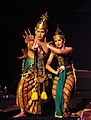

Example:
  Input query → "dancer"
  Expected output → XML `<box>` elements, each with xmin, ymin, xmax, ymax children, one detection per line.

<box><xmin>13</xmin><ymin>12</ymin><xmax>51</xmax><ymax>118</ymax></box>
<box><xmin>46</xmin><ymin>25</ymin><xmax>76</xmax><ymax>118</ymax></box>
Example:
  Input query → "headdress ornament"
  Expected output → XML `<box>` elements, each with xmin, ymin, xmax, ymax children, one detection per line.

<box><xmin>35</xmin><ymin>12</ymin><xmax>48</xmax><ymax>31</ymax></box>
<box><xmin>53</xmin><ymin>24</ymin><xmax>65</xmax><ymax>41</ymax></box>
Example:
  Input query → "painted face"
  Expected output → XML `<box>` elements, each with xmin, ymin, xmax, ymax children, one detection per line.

<box><xmin>54</xmin><ymin>38</ymin><xmax>63</xmax><ymax>48</ymax></box>
<box><xmin>35</xmin><ymin>28</ymin><xmax>45</xmax><ymax>41</ymax></box>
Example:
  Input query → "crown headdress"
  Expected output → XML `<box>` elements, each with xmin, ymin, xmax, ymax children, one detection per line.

<box><xmin>53</xmin><ymin>24</ymin><xmax>65</xmax><ymax>40</ymax></box>
<box><xmin>35</xmin><ymin>12</ymin><xmax>48</xmax><ymax>30</ymax></box>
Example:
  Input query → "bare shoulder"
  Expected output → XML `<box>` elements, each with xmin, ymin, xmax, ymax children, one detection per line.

<box><xmin>65</xmin><ymin>46</ymin><xmax>73</xmax><ymax>51</ymax></box>
<box><xmin>64</xmin><ymin>46</ymin><xmax>73</xmax><ymax>54</ymax></box>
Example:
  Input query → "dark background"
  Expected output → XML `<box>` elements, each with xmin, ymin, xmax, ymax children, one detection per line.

<box><xmin>0</xmin><ymin>0</ymin><xmax>91</xmax><ymax>94</ymax></box>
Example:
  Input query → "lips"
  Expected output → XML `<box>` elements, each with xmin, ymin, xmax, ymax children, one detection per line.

<box><xmin>38</xmin><ymin>36</ymin><xmax>41</xmax><ymax>39</ymax></box>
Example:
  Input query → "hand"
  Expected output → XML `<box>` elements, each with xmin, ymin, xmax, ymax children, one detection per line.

<box><xmin>57</xmin><ymin>66</ymin><xmax>65</xmax><ymax>74</ymax></box>
<box><xmin>22</xmin><ymin>28</ymin><xmax>34</xmax><ymax>43</ymax></box>
<box><xmin>55</xmin><ymin>71</ymin><xmax>59</xmax><ymax>75</ymax></box>
<box><xmin>57</xmin><ymin>68</ymin><xmax>62</xmax><ymax>74</ymax></box>
<box><xmin>47</xmin><ymin>41</ymin><xmax>53</xmax><ymax>48</ymax></box>
<box><xmin>32</xmin><ymin>37</ymin><xmax>38</xmax><ymax>50</ymax></box>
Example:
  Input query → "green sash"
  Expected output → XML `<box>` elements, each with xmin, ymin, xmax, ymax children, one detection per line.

<box><xmin>55</xmin><ymin>69</ymin><xmax>66</xmax><ymax>116</ymax></box>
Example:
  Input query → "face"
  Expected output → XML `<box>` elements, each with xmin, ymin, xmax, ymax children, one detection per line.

<box><xmin>54</xmin><ymin>38</ymin><xmax>64</xmax><ymax>48</ymax></box>
<box><xmin>35</xmin><ymin>28</ymin><xmax>46</xmax><ymax>41</ymax></box>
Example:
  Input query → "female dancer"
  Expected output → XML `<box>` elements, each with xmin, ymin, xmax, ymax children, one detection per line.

<box><xmin>46</xmin><ymin>25</ymin><xmax>76</xmax><ymax>118</ymax></box>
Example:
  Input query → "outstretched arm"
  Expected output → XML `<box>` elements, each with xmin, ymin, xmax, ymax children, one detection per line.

<box><xmin>47</xmin><ymin>42</ymin><xmax>73</xmax><ymax>54</ymax></box>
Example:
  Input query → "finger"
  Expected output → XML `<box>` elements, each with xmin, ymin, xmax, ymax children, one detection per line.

<box><xmin>48</xmin><ymin>41</ymin><xmax>53</xmax><ymax>45</ymax></box>
<box><xmin>49</xmin><ymin>41</ymin><xmax>53</xmax><ymax>43</ymax></box>
<box><xmin>24</xmin><ymin>29</ymin><xmax>28</xmax><ymax>35</ymax></box>
<box><xmin>22</xmin><ymin>49</ymin><xmax>25</xmax><ymax>54</ymax></box>
<box><xmin>27</xmin><ymin>28</ymin><xmax>31</xmax><ymax>35</ymax></box>
<box><xmin>22</xmin><ymin>34</ymin><xmax>25</xmax><ymax>38</ymax></box>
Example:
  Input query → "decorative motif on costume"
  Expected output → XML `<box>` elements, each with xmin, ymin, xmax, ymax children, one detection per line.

<box><xmin>56</xmin><ymin>55</ymin><xmax>65</xmax><ymax>66</ymax></box>
<box><xmin>41</xmin><ymin>91</ymin><xmax>47</xmax><ymax>100</ymax></box>
<box><xmin>41</xmin><ymin>82</ymin><xmax>47</xmax><ymax>100</ymax></box>
<box><xmin>22</xmin><ymin>59</ymin><xmax>25</xmax><ymax>73</ymax></box>
<box><xmin>31</xmin><ymin>48</ymin><xmax>38</xmax><ymax>100</ymax></box>
<box><xmin>21</xmin><ymin>57</ymin><xmax>34</xmax><ymax>77</ymax></box>
<box><xmin>38</xmin><ymin>45</ymin><xmax>47</xmax><ymax>58</ymax></box>
<box><xmin>31</xmin><ymin>48</ymin><xmax>47</xmax><ymax>101</ymax></box>
<box><xmin>31</xmin><ymin>91</ymin><xmax>38</xmax><ymax>100</ymax></box>
<box><xmin>72</xmin><ymin>63</ymin><xmax>77</xmax><ymax>91</ymax></box>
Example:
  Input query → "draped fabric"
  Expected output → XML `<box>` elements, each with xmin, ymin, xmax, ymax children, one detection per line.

<box><xmin>55</xmin><ymin>69</ymin><xmax>66</xmax><ymax>116</ymax></box>
<box><xmin>63</xmin><ymin>71</ymin><xmax>75</xmax><ymax>113</ymax></box>
<box><xmin>52</xmin><ymin>53</ymin><xmax>75</xmax><ymax>116</ymax></box>
<box><xmin>16</xmin><ymin>49</ymin><xmax>50</xmax><ymax>114</ymax></box>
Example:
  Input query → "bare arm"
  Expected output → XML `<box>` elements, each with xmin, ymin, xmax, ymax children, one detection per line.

<box><xmin>46</xmin><ymin>52</ymin><xmax>58</xmax><ymax>75</ymax></box>
<box><xmin>47</xmin><ymin>43</ymin><xmax>73</xmax><ymax>54</ymax></box>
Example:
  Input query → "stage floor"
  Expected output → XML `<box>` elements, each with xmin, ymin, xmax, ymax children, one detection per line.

<box><xmin>0</xmin><ymin>104</ymin><xmax>79</xmax><ymax>120</ymax></box>
<box><xmin>1</xmin><ymin>113</ymin><xmax>79</xmax><ymax>120</ymax></box>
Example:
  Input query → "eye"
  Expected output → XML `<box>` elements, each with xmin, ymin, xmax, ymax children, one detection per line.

<box><xmin>54</xmin><ymin>40</ymin><xmax>57</xmax><ymax>43</ymax></box>
<box><xmin>58</xmin><ymin>39</ymin><xmax>62</xmax><ymax>42</ymax></box>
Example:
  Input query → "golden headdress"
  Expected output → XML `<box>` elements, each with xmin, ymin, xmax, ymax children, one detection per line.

<box><xmin>35</xmin><ymin>12</ymin><xmax>48</xmax><ymax>31</ymax></box>
<box><xmin>53</xmin><ymin>24</ymin><xmax>65</xmax><ymax>41</ymax></box>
